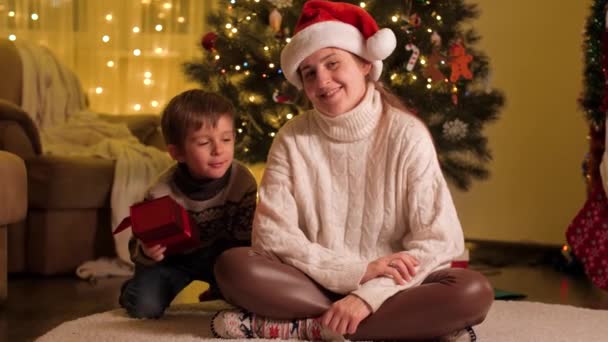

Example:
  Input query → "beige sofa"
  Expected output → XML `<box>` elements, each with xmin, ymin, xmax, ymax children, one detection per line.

<box><xmin>0</xmin><ymin>39</ymin><xmax>166</xmax><ymax>275</ymax></box>
<box><xmin>0</xmin><ymin>151</ymin><xmax>27</xmax><ymax>302</ymax></box>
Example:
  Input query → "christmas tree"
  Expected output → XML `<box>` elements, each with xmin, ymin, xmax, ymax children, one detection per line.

<box><xmin>184</xmin><ymin>0</ymin><xmax>504</xmax><ymax>190</ymax></box>
<box><xmin>580</xmin><ymin>0</ymin><xmax>608</xmax><ymax>191</ymax></box>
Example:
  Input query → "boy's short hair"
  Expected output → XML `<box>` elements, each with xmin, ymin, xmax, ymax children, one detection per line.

<box><xmin>161</xmin><ymin>89</ymin><xmax>235</xmax><ymax>148</ymax></box>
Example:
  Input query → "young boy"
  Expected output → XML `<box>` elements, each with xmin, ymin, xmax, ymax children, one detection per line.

<box><xmin>119</xmin><ymin>89</ymin><xmax>258</xmax><ymax>319</ymax></box>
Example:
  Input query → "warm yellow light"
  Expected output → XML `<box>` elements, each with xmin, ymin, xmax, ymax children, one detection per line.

<box><xmin>420</xmin><ymin>59</ymin><xmax>426</xmax><ymax>65</ymax></box>
<box><xmin>143</xmin><ymin>79</ymin><xmax>152</xmax><ymax>86</ymax></box>
<box><xmin>132</xmin><ymin>26</ymin><xmax>140</xmax><ymax>33</ymax></box>
<box><xmin>436</xmin><ymin>15</ymin><xmax>442</xmax><ymax>21</ymax></box>
<box><xmin>269</xmin><ymin>132</ymin><xmax>276</xmax><ymax>137</ymax></box>
<box><xmin>155</xmin><ymin>47</ymin><xmax>163</xmax><ymax>54</ymax></box>
<box><xmin>246</xmin><ymin>16</ymin><xmax>251</xmax><ymax>20</ymax></box>
<box><xmin>163</xmin><ymin>3</ymin><xmax>172</xmax><ymax>9</ymax></box>
<box><xmin>8</xmin><ymin>34</ymin><xmax>16</xmax><ymax>41</ymax></box>
<box><xmin>106</xmin><ymin>60</ymin><xmax>115</xmax><ymax>67</ymax></box>
<box><xmin>155</xmin><ymin>24</ymin><xmax>163</xmax><ymax>32</ymax></box>
<box><xmin>133</xmin><ymin>104</ymin><xmax>142</xmax><ymax>111</ymax></box>
<box><xmin>144</xmin><ymin>71</ymin><xmax>152</xmax><ymax>78</ymax></box>
<box><xmin>285</xmin><ymin>38</ymin><xmax>291</xmax><ymax>43</ymax></box>
<box><xmin>141</xmin><ymin>0</ymin><xmax>151</xmax><ymax>4</ymax></box>
<box><xmin>391</xmin><ymin>16</ymin><xmax>398</xmax><ymax>22</ymax></box>
<box><xmin>214</xmin><ymin>55</ymin><xmax>220</xmax><ymax>60</ymax></box>
<box><xmin>359</xmin><ymin>2</ymin><xmax>366</xmax><ymax>8</ymax></box>
<box><xmin>133</xmin><ymin>49</ymin><xmax>141</xmax><ymax>56</ymax></box>
<box><xmin>427</xmin><ymin>28</ymin><xmax>433</xmax><ymax>33</ymax></box>
<box><xmin>426</xmin><ymin>84</ymin><xmax>432</xmax><ymax>89</ymax></box>
<box><xmin>248</xmin><ymin>96</ymin><xmax>255</xmax><ymax>102</ymax></box>
<box><xmin>151</xmin><ymin>100</ymin><xmax>159</xmax><ymax>107</ymax></box>
<box><xmin>238</xmin><ymin>128</ymin><xmax>243</xmax><ymax>133</ymax></box>
<box><xmin>8</xmin><ymin>11</ymin><xmax>15</xmax><ymax>17</ymax></box>
<box><xmin>244</xmin><ymin>71</ymin><xmax>250</xmax><ymax>76</ymax></box>
<box><xmin>286</xmin><ymin>113</ymin><xmax>294</xmax><ymax>120</ymax></box>
<box><xmin>427</xmin><ymin>78</ymin><xmax>432</xmax><ymax>83</ymax></box>
<box><xmin>31</xmin><ymin>13</ymin><xmax>39</xmax><ymax>21</ymax></box>
<box><xmin>95</xmin><ymin>87</ymin><xmax>103</xmax><ymax>94</ymax></box>
<box><xmin>269</xmin><ymin>63</ymin><xmax>275</xmax><ymax>68</ymax></box>
<box><xmin>412</xmin><ymin>75</ymin><xmax>418</xmax><ymax>80</ymax></box>
<box><xmin>102</xmin><ymin>35</ymin><xmax>110</xmax><ymax>43</ymax></box>
<box><xmin>235</xmin><ymin>65</ymin><xmax>241</xmax><ymax>71</ymax></box>
<box><xmin>177</xmin><ymin>16</ymin><xmax>185</xmax><ymax>23</ymax></box>
<box><xmin>263</xmin><ymin>46</ymin><xmax>269</xmax><ymax>51</ymax></box>
<box><xmin>225</xmin><ymin>23</ymin><xmax>232</xmax><ymax>29</ymax></box>
<box><xmin>105</xmin><ymin>14</ymin><xmax>112</xmax><ymax>21</ymax></box>
<box><xmin>391</xmin><ymin>74</ymin><xmax>397</xmax><ymax>80</ymax></box>
<box><xmin>231</xmin><ymin>28</ymin><xmax>238</xmax><ymax>33</ymax></box>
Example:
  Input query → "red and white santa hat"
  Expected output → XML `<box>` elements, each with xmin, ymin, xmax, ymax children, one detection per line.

<box><xmin>280</xmin><ymin>0</ymin><xmax>396</xmax><ymax>89</ymax></box>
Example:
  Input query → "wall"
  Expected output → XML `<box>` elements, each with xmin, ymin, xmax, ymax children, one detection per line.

<box><xmin>451</xmin><ymin>0</ymin><xmax>592</xmax><ymax>245</ymax></box>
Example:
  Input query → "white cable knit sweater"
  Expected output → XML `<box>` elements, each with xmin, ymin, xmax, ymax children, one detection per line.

<box><xmin>252</xmin><ymin>84</ymin><xmax>464</xmax><ymax>312</ymax></box>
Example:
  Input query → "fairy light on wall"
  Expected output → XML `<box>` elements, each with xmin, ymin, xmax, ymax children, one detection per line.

<box><xmin>359</xmin><ymin>2</ymin><xmax>366</xmax><ymax>8</ymax></box>
<box><xmin>2</xmin><ymin>1</ymin><xmax>211</xmax><ymax>115</ymax></box>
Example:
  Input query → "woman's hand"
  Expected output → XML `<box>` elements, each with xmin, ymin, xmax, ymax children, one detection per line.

<box><xmin>360</xmin><ymin>252</ymin><xmax>419</xmax><ymax>285</ymax></box>
<box><xmin>321</xmin><ymin>294</ymin><xmax>372</xmax><ymax>335</ymax></box>
<box><xmin>142</xmin><ymin>243</ymin><xmax>166</xmax><ymax>262</ymax></box>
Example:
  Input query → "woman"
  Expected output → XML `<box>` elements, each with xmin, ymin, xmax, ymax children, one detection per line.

<box><xmin>212</xmin><ymin>1</ymin><xmax>493</xmax><ymax>340</ymax></box>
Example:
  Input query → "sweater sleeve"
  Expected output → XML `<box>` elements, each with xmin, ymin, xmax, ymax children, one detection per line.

<box><xmin>252</xmin><ymin>130</ymin><xmax>368</xmax><ymax>294</ymax></box>
<box><xmin>351</xmin><ymin>124</ymin><xmax>464</xmax><ymax>312</ymax></box>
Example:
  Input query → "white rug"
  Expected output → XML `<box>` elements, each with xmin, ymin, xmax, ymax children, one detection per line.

<box><xmin>36</xmin><ymin>300</ymin><xmax>608</xmax><ymax>341</ymax></box>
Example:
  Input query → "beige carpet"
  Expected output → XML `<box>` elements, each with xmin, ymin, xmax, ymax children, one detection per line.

<box><xmin>36</xmin><ymin>300</ymin><xmax>608</xmax><ymax>341</ymax></box>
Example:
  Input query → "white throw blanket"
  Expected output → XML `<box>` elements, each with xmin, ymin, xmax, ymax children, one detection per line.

<box><xmin>16</xmin><ymin>40</ymin><xmax>174</xmax><ymax>279</ymax></box>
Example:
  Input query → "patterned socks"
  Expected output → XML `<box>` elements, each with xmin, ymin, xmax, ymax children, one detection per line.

<box><xmin>211</xmin><ymin>309</ymin><xmax>333</xmax><ymax>340</ymax></box>
<box><xmin>440</xmin><ymin>326</ymin><xmax>477</xmax><ymax>342</ymax></box>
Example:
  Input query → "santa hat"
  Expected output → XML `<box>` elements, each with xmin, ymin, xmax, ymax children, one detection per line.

<box><xmin>280</xmin><ymin>0</ymin><xmax>396</xmax><ymax>89</ymax></box>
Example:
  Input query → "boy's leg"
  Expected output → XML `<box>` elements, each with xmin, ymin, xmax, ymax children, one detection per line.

<box><xmin>214</xmin><ymin>247</ymin><xmax>333</xmax><ymax>319</ymax></box>
<box><xmin>119</xmin><ymin>262</ymin><xmax>191</xmax><ymax>319</ymax></box>
<box><xmin>349</xmin><ymin>268</ymin><xmax>494</xmax><ymax>341</ymax></box>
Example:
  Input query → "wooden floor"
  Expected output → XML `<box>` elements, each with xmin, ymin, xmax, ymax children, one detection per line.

<box><xmin>2</xmin><ymin>254</ymin><xmax>608</xmax><ymax>342</ymax></box>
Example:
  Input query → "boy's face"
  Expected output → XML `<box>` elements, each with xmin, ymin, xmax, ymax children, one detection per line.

<box><xmin>168</xmin><ymin>114</ymin><xmax>235</xmax><ymax>180</ymax></box>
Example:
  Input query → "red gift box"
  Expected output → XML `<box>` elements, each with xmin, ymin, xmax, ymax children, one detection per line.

<box><xmin>113</xmin><ymin>195</ymin><xmax>200</xmax><ymax>255</ymax></box>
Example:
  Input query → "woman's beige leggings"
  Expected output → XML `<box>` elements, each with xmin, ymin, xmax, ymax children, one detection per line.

<box><xmin>214</xmin><ymin>247</ymin><xmax>494</xmax><ymax>341</ymax></box>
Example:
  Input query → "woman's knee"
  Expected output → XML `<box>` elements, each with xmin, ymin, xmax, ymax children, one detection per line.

<box><xmin>454</xmin><ymin>269</ymin><xmax>494</xmax><ymax>324</ymax></box>
<box><xmin>214</xmin><ymin>247</ymin><xmax>262</xmax><ymax>287</ymax></box>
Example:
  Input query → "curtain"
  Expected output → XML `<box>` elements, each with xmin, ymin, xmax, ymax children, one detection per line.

<box><xmin>0</xmin><ymin>0</ymin><xmax>214</xmax><ymax>115</ymax></box>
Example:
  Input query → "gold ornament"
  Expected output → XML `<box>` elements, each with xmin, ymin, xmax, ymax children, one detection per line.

<box><xmin>269</xmin><ymin>9</ymin><xmax>282</xmax><ymax>33</ymax></box>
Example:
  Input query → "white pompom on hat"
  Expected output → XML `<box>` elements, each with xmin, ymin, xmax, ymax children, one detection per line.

<box><xmin>280</xmin><ymin>0</ymin><xmax>396</xmax><ymax>89</ymax></box>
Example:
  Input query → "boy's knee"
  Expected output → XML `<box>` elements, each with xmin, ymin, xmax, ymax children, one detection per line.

<box><xmin>119</xmin><ymin>280</ymin><xmax>167</xmax><ymax>319</ymax></box>
<box><xmin>121</xmin><ymin>295</ymin><xmax>166</xmax><ymax>319</ymax></box>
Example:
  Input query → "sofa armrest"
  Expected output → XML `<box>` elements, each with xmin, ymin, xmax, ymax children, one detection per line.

<box><xmin>97</xmin><ymin>113</ymin><xmax>166</xmax><ymax>151</ymax></box>
<box><xmin>0</xmin><ymin>99</ymin><xmax>42</xmax><ymax>158</ymax></box>
<box><xmin>0</xmin><ymin>151</ymin><xmax>27</xmax><ymax>226</ymax></box>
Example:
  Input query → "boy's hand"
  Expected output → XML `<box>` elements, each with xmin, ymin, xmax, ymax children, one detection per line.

<box><xmin>142</xmin><ymin>243</ymin><xmax>166</xmax><ymax>261</ymax></box>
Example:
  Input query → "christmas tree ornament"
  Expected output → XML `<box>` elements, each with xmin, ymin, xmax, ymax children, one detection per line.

<box><xmin>405</xmin><ymin>43</ymin><xmax>420</xmax><ymax>71</ymax></box>
<box><xmin>449</xmin><ymin>38</ymin><xmax>473</xmax><ymax>82</ymax></box>
<box><xmin>267</xmin><ymin>0</ymin><xmax>293</xmax><ymax>9</ymax></box>
<box><xmin>442</xmin><ymin>119</ymin><xmax>468</xmax><ymax>141</ymax></box>
<box><xmin>272</xmin><ymin>89</ymin><xmax>295</xmax><ymax>104</ymax></box>
<box><xmin>422</xmin><ymin>47</ymin><xmax>445</xmax><ymax>83</ymax></box>
<box><xmin>431</xmin><ymin>31</ymin><xmax>442</xmax><ymax>46</ymax></box>
<box><xmin>269</xmin><ymin>9</ymin><xmax>283</xmax><ymax>33</ymax></box>
<box><xmin>201</xmin><ymin>32</ymin><xmax>218</xmax><ymax>51</ymax></box>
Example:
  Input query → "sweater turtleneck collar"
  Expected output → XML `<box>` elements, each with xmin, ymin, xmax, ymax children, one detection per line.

<box><xmin>312</xmin><ymin>83</ymin><xmax>382</xmax><ymax>142</ymax></box>
<box><xmin>173</xmin><ymin>162</ymin><xmax>232</xmax><ymax>201</ymax></box>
